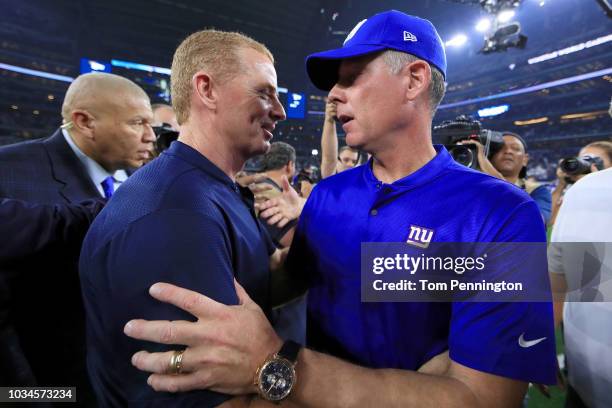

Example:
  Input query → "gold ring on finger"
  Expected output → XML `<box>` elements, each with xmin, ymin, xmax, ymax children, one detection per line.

<box><xmin>168</xmin><ymin>349</ymin><xmax>185</xmax><ymax>375</ymax></box>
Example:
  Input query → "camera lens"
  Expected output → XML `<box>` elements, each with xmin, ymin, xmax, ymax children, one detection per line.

<box><xmin>560</xmin><ymin>157</ymin><xmax>592</xmax><ymax>175</ymax></box>
<box><xmin>449</xmin><ymin>145</ymin><xmax>474</xmax><ymax>168</ymax></box>
<box><xmin>560</xmin><ymin>158</ymin><xmax>579</xmax><ymax>174</ymax></box>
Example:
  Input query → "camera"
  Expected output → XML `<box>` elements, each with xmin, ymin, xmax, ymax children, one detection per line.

<box><xmin>432</xmin><ymin>115</ymin><xmax>504</xmax><ymax>169</ymax></box>
<box><xmin>559</xmin><ymin>155</ymin><xmax>604</xmax><ymax>176</ymax></box>
<box><xmin>152</xmin><ymin>123</ymin><xmax>179</xmax><ymax>153</ymax></box>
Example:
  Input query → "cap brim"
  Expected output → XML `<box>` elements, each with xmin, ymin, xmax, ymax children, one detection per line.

<box><xmin>306</xmin><ymin>44</ymin><xmax>388</xmax><ymax>91</ymax></box>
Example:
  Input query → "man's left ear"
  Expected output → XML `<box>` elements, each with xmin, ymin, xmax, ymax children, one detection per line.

<box><xmin>403</xmin><ymin>60</ymin><xmax>430</xmax><ymax>102</ymax></box>
<box><xmin>523</xmin><ymin>153</ymin><xmax>530</xmax><ymax>166</ymax></box>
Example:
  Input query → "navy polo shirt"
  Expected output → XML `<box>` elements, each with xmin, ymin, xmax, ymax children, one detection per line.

<box><xmin>79</xmin><ymin>141</ymin><xmax>274</xmax><ymax>407</ymax></box>
<box><xmin>287</xmin><ymin>145</ymin><xmax>557</xmax><ymax>385</ymax></box>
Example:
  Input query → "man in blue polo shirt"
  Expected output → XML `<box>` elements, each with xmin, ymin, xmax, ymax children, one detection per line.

<box><xmin>124</xmin><ymin>11</ymin><xmax>557</xmax><ymax>406</ymax></box>
<box><xmin>79</xmin><ymin>30</ymin><xmax>288</xmax><ymax>406</ymax></box>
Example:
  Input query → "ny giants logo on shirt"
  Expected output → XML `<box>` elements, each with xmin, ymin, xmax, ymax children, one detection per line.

<box><xmin>406</xmin><ymin>225</ymin><xmax>434</xmax><ymax>248</ymax></box>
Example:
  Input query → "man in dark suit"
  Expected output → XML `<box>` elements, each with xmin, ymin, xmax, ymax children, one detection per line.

<box><xmin>0</xmin><ymin>198</ymin><xmax>103</xmax><ymax>385</ymax></box>
<box><xmin>0</xmin><ymin>72</ymin><xmax>155</xmax><ymax>404</ymax></box>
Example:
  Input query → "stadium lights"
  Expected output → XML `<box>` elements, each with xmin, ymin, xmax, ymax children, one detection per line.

<box><xmin>445</xmin><ymin>34</ymin><xmax>468</xmax><ymax>47</ymax></box>
<box><xmin>439</xmin><ymin>67</ymin><xmax>612</xmax><ymax>110</ymax></box>
<box><xmin>480</xmin><ymin>22</ymin><xmax>527</xmax><ymax>53</ymax></box>
<box><xmin>447</xmin><ymin>0</ymin><xmax>525</xmax><ymax>53</ymax></box>
<box><xmin>111</xmin><ymin>59</ymin><xmax>171</xmax><ymax>75</ymax></box>
<box><xmin>478</xmin><ymin>104</ymin><xmax>510</xmax><ymax>117</ymax></box>
<box><xmin>561</xmin><ymin>110</ymin><xmax>608</xmax><ymax>120</ymax></box>
<box><xmin>514</xmin><ymin>117</ymin><xmax>548</xmax><ymax>125</ymax></box>
<box><xmin>0</xmin><ymin>62</ymin><xmax>74</xmax><ymax>83</ymax></box>
<box><xmin>476</xmin><ymin>18</ymin><xmax>492</xmax><ymax>32</ymax></box>
<box><xmin>497</xmin><ymin>9</ymin><xmax>516</xmax><ymax>23</ymax></box>
<box><xmin>312</xmin><ymin>149</ymin><xmax>319</xmax><ymax>156</ymax></box>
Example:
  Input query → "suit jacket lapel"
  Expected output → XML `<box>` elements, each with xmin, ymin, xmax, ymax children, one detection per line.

<box><xmin>42</xmin><ymin>129</ymin><xmax>102</xmax><ymax>202</ymax></box>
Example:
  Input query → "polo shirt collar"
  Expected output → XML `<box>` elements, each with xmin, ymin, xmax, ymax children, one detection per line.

<box><xmin>363</xmin><ymin>144</ymin><xmax>453</xmax><ymax>190</ymax></box>
<box><xmin>163</xmin><ymin>140</ymin><xmax>238</xmax><ymax>190</ymax></box>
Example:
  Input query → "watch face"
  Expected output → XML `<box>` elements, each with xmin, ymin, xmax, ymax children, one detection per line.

<box><xmin>258</xmin><ymin>358</ymin><xmax>296</xmax><ymax>401</ymax></box>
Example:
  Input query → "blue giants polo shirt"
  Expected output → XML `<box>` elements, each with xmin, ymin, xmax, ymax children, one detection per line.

<box><xmin>287</xmin><ymin>145</ymin><xmax>557</xmax><ymax>385</ymax></box>
<box><xmin>79</xmin><ymin>141</ymin><xmax>275</xmax><ymax>407</ymax></box>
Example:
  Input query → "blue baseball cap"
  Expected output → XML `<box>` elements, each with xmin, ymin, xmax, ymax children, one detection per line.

<box><xmin>306</xmin><ymin>10</ymin><xmax>447</xmax><ymax>91</ymax></box>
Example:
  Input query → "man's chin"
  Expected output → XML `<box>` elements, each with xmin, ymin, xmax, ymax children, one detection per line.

<box><xmin>250</xmin><ymin>142</ymin><xmax>271</xmax><ymax>158</ymax></box>
<box><xmin>127</xmin><ymin>160</ymin><xmax>144</xmax><ymax>169</ymax></box>
<box><xmin>345</xmin><ymin>134</ymin><xmax>363</xmax><ymax>150</ymax></box>
<box><xmin>261</xmin><ymin>141</ymin><xmax>271</xmax><ymax>154</ymax></box>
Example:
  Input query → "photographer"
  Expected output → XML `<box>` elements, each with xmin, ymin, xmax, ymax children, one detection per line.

<box><xmin>550</xmin><ymin>140</ymin><xmax>612</xmax><ymax>226</ymax></box>
<box><xmin>150</xmin><ymin>104</ymin><xmax>180</xmax><ymax>160</ymax></box>
<box><xmin>462</xmin><ymin>132</ymin><xmax>552</xmax><ymax>225</ymax></box>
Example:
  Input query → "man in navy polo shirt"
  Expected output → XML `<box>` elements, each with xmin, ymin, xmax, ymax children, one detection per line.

<box><xmin>124</xmin><ymin>11</ymin><xmax>557</xmax><ymax>407</ymax></box>
<box><xmin>79</xmin><ymin>30</ymin><xmax>287</xmax><ymax>406</ymax></box>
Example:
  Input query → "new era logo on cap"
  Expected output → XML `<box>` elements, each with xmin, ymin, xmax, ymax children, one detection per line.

<box><xmin>403</xmin><ymin>31</ymin><xmax>417</xmax><ymax>42</ymax></box>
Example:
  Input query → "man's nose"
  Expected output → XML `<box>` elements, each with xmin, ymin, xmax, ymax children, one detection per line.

<box><xmin>143</xmin><ymin>124</ymin><xmax>156</xmax><ymax>143</ymax></box>
<box><xmin>328</xmin><ymin>84</ymin><xmax>345</xmax><ymax>105</ymax></box>
<box><xmin>271</xmin><ymin>96</ymin><xmax>286</xmax><ymax>122</ymax></box>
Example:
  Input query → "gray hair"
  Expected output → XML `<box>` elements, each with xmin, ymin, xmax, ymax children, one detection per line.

<box><xmin>381</xmin><ymin>50</ymin><xmax>446</xmax><ymax>115</ymax></box>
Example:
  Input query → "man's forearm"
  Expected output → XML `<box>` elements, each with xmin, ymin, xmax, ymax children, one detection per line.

<box><xmin>549</xmin><ymin>186</ymin><xmax>564</xmax><ymax>226</ymax></box>
<box><xmin>320</xmin><ymin>118</ymin><xmax>338</xmax><ymax>179</ymax></box>
<box><xmin>549</xmin><ymin>272</ymin><xmax>567</xmax><ymax>328</ymax></box>
<box><xmin>477</xmin><ymin>155</ymin><xmax>504</xmax><ymax>180</ymax></box>
<box><xmin>287</xmin><ymin>349</ymin><xmax>522</xmax><ymax>408</ymax></box>
<box><xmin>0</xmin><ymin>198</ymin><xmax>102</xmax><ymax>262</ymax></box>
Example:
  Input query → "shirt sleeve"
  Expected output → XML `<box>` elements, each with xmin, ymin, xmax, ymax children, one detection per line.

<box><xmin>530</xmin><ymin>185</ymin><xmax>552</xmax><ymax>226</ymax></box>
<box><xmin>547</xmin><ymin>189</ymin><xmax>571</xmax><ymax>276</ymax></box>
<box><xmin>83</xmin><ymin>208</ymin><xmax>237</xmax><ymax>406</ymax></box>
<box><xmin>547</xmin><ymin>242</ymin><xmax>565</xmax><ymax>276</ymax></box>
<box><xmin>448</xmin><ymin>201</ymin><xmax>558</xmax><ymax>385</ymax></box>
<box><xmin>0</xmin><ymin>198</ymin><xmax>102</xmax><ymax>263</ymax></box>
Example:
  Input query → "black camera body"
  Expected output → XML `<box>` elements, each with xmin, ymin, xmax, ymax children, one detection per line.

<box><xmin>152</xmin><ymin>123</ymin><xmax>179</xmax><ymax>153</ymax></box>
<box><xmin>559</xmin><ymin>155</ymin><xmax>604</xmax><ymax>175</ymax></box>
<box><xmin>433</xmin><ymin>115</ymin><xmax>504</xmax><ymax>169</ymax></box>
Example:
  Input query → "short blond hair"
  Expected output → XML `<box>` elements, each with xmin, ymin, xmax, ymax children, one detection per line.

<box><xmin>171</xmin><ymin>29</ymin><xmax>274</xmax><ymax>125</ymax></box>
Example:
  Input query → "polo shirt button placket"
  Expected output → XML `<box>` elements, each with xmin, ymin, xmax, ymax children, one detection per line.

<box><xmin>370</xmin><ymin>208</ymin><xmax>378</xmax><ymax>216</ymax></box>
